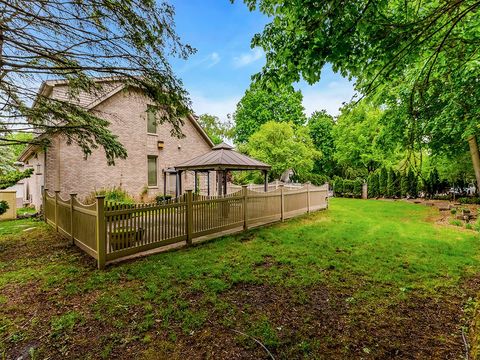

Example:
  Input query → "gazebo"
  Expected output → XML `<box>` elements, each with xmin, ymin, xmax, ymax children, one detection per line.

<box><xmin>174</xmin><ymin>142</ymin><xmax>271</xmax><ymax>196</ymax></box>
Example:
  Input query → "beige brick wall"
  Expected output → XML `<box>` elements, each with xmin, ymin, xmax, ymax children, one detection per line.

<box><xmin>44</xmin><ymin>87</ymin><xmax>215</xmax><ymax>202</ymax></box>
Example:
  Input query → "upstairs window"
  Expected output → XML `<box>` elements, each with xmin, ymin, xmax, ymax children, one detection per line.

<box><xmin>147</xmin><ymin>156</ymin><xmax>158</xmax><ymax>187</ymax></box>
<box><xmin>147</xmin><ymin>105</ymin><xmax>157</xmax><ymax>134</ymax></box>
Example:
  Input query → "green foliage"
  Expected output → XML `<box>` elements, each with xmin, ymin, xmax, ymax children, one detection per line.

<box><xmin>400</xmin><ymin>173</ymin><xmax>409</xmax><ymax>198</ymax></box>
<box><xmin>333</xmin><ymin>177</ymin><xmax>362</xmax><ymax>198</ymax></box>
<box><xmin>378</xmin><ymin>168</ymin><xmax>388</xmax><ymax>196</ymax></box>
<box><xmin>367</xmin><ymin>172</ymin><xmax>379</xmax><ymax>198</ymax></box>
<box><xmin>333</xmin><ymin>102</ymin><xmax>399</xmax><ymax>178</ymax></box>
<box><xmin>0</xmin><ymin>168</ymin><xmax>34</xmax><ymax>190</ymax></box>
<box><xmin>155</xmin><ymin>195</ymin><xmax>173</xmax><ymax>203</ymax></box>
<box><xmin>233</xmin><ymin>84</ymin><xmax>306</xmax><ymax>144</ymax></box>
<box><xmin>407</xmin><ymin>169</ymin><xmax>419</xmax><ymax>198</ymax></box>
<box><xmin>422</xmin><ymin>168</ymin><xmax>441</xmax><ymax>199</ymax></box>
<box><xmin>458</xmin><ymin>197</ymin><xmax>480</xmax><ymax>205</ymax></box>
<box><xmin>244</xmin><ymin>0</ymin><xmax>480</xmax><ymax>191</ymax></box>
<box><xmin>2</xmin><ymin>0</ymin><xmax>195</xmax><ymax>165</ymax></box>
<box><xmin>85</xmin><ymin>187</ymin><xmax>134</xmax><ymax>205</ymax></box>
<box><xmin>307</xmin><ymin>110</ymin><xmax>336</xmax><ymax>177</ymax></box>
<box><xmin>386</xmin><ymin>169</ymin><xmax>396</xmax><ymax>198</ymax></box>
<box><xmin>197</xmin><ymin>114</ymin><xmax>233</xmax><ymax>145</ymax></box>
<box><xmin>0</xmin><ymin>200</ymin><xmax>9</xmax><ymax>216</ymax></box>
<box><xmin>246</xmin><ymin>121</ymin><xmax>320</xmax><ymax>180</ymax></box>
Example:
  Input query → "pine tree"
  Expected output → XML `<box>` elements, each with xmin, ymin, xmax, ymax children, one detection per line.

<box><xmin>379</xmin><ymin>167</ymin><xmax>388</xmax><ymax>197</ymax></box>
<box><xmin>400</xmin><ymin>172</ymin><xmax>409</xmax><ymax>198</ymax></box>
<box><xmin>387</xmin><ymin>168</ymin><xmax>396</xmax><ymax>198</ymax></box>
<box><xmin>407</xmin><ymin>169</ymin><xmax>418</xmax><ymax>198</ymax></box>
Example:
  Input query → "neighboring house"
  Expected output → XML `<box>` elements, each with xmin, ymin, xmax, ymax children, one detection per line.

<box><xmin>19</xmin><ymin>78</ymin><xmax>215</xmax><ymax>210</ymax></box>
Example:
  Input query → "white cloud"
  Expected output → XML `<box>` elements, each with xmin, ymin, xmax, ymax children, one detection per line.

<box><xmin>233</xmin><ymin>48</ymin><xmax>264</xmax><ymax>68</ymax></box>
<box><xmin>300</xmin><ymin>81</ymin><xmax>357</xmax><ymax>117</ymax></box>
<box><xmin>178</xmin><ymin>52</ymin><xmax>221</xmax><ymax>73</ymax></box>
<box><xmin>206</xmin><ymin>52</ymin><xmax>221</xmax><ymax>68</ymax></box>
<box><xmin>189</xmin><ymin>92</ymin><xmax>240</xmax><ymax>124</ymax></box>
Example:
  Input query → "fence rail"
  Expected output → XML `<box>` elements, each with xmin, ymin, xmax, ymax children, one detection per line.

<box><xmin>44</xmin><ymin>183</ymin><xmax>329</xmax><ymax>269</ymax></box>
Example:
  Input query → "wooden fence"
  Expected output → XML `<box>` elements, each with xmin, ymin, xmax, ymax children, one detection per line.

<box><xmin>43</xmin><ymin>183</ymin><xmax>329</xmax><ymax>269</ymax></box>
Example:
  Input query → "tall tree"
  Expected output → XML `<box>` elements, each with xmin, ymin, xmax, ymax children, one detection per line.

<box><xmin>246</xmin><ymin>121</ymin><xmax>320</xmax><ymax>180</ymax></box>
<box><xmin>307</xmin><ymin>110</ymin><xmax>336</xmax><ymax>177</ymax></box>
<box><xmin>0</xmin><ymin>0</ymin><xmax>195</xmax><ymax>165</ymax></box>
<box><xmin>197</xmin><ymin>114</ymin><xmax>233</xmax><ymax>145</ymax></box>
<box><xmin>233</xmin><ymin>84</ymin><xmax>306</xmax><ymax>143</ymax></box>
<box><xmin>333</xmin><ymin>101</ymin><xmax>397</xmax><ymax>178</ymax></box>
<box><xmin>240</xmin><ymin>0</ymin><xmax>480</xmax><ymax>191</ymax></box>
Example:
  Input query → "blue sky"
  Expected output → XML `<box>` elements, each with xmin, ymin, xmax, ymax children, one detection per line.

<box><xmin>169</xmin><ymin>0</ymin><xmax>355</xmax><ymax>122</ymax></box>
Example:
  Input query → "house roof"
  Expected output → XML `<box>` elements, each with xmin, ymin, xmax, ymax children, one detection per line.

<box><xmin>174</xmin><ymin>142</ymin><xmax>271</xmax><ymax>171</ymax></box>
<box><xmin>18</xmin><ymin>77</ymin><xmax>214</xmax><ymax>161</ymax></box>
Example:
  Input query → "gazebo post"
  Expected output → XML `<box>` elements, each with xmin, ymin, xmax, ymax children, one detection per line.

<box><xmin>217</xmin><ymin>171</ymin><xmax>222</xmax><ymax>196</ymax></box>
<box><xmin>163</xmin><ymin>170</ymin><xmax>167</xmax><ymax>196</ymax></box>
<box><xmin>194</xmin><ymin>171</ymin><xmax>198</xmax><ymax>193</ymax></box>
<box><xmin>207</xmin><ymin>171</ymin><xmax>210</xmax><ymax>196</ymax></box>
<box><xmin>176</xmin><ymin>170</ymin><xmax>183</xmax><ymax>197</ymax></box>
<box><xmin>223</xmin><ymin>170</ymin><xmax>227</xmax><ymax>195</ymax></box>
<box><xmin>263</xmin><ymin>170</ymin><xmax>268</xmax><ymax>192</ymax></box>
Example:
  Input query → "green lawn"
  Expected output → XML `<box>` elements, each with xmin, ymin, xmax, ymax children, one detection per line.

<box><xmin>1</xmin><ymin>199</ymin><xmax>479</xmax><ymax>359</ymax></box>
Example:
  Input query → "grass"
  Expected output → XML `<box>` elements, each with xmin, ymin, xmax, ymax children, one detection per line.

<box><xmin>16</xmin><ymin>207</ymin><xmax>37</xmax><ymax>217</ymax></box>
<box><xmin>1</xmin><ymin>198</ymin><xmax>480</xmax><ymax>359</ymax></box>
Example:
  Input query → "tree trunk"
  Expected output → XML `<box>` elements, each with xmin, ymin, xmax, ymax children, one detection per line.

<box><xmin>468</xmin><ymin>135</ymin><xmax>480</xmax><ymax>194</ymax></box>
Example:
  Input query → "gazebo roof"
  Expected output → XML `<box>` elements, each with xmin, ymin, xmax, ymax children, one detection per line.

<box><xmin>174</xmin><ymin>142</ymin><xmax>271</xmax><ymax>171</ymax></box>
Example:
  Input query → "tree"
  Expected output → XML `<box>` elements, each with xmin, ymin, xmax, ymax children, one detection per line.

<box><xmin>241</xmin><ymin>0</ymin><xmax>480</xmax><ymax>192</ymax></box>
<box><xmin>333</xmin><ymin>101</ymin><xmax>397</xmax><ymax>178</ymax></box>
<box><xmin>246</xmin><ymin>121</ymin><xmax>320</xmax><ymax>180</ymax></box>
<box><xmin>0</xmin><ymin>168</ymin><xmax>34</xmax><ymax>190</ymax></box>
<box><xmin>387</xmin><ymin>168</ymin><xmax>397</xmax><ymax>198</ymax></box>
<box><xmin>1</xmin><ymin>132</ymin><xmax>34</xmax><ymax>187</ymax></box>
<box><xmin>379</xmin><ymin>168</ymin><xmax>388</xmax><ymax>197</ymax></box>
<box><xmin>307</xmin><ymin>110</ymin><xmax>336</xmax><ymax>177</ymax></box>
<box><xmin>407</xmin><ymin>169</ymin><xmax>418</xmax><ymax>198</ymax></box>
<box><xmin>197</xmin><ymin>114</ymin><xmax>233</xmax><ymax>145</ymax></box>
<box><xmin>1</xmin><ymin>0</ymin><xmax>195</xmax><ymax>165</ymax></box>
<box><xmin>400</xmin><ymin>173</ymin><xmax>409</xmax><ymax>198</ymax></box>
<box><xmin>233</xmin><ymin>84</ymin><xmax>306</xmax><ymax>143</ymax></box>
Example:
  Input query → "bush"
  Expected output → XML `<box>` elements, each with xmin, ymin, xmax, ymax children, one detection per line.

<box><xmin>84</xmin><ymin>187</ymin><xmax>134</xmax><ymax>205</ymax></box>
<box><xmin>155</xmin><ymin>194</ymin><xmax>173</xmax><ymax>203</ymax></box>
<box><xmin>458</xmin><ymin>197</ymin><xmax>480</xmax><ymax>205</ymax></box>
<box><xmin>432</xmin><ymin>194</ymin><xmax>452</xmax><ymax>201</ymax></box>
<box><xmin>0</xmin><ymin>200</ymin><xmax>9</xmax><ymax>215</ymax></box>
<box><xmin>450</xmin><ymin>208</ymin><xmax>457</xmax><ymax>215</ymax></box>
<box><xmin>450</xmin><ymin>219</ymin><xmax>463</xmax><ymax>227</ymax></box>
<box><xmin>334</xmin><ymin>177</ymin><xmax>362</xmax><ymax>198</ymax></box>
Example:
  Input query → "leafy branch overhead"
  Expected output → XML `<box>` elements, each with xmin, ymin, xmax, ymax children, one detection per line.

<box><xmin>241</xmin><ymin>0</ymin><xmax>480</xmax><ymax>191</ymax></box>
<box><xmin>0</xmin><ymin>0</ymin><xmax>195</xmax><ymax>164</ymax></box>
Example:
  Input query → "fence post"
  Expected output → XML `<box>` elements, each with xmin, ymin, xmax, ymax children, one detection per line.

<box><xmin>306</xmin><ymin>182</ymin><xmax>311</xmax><ymax>213</ymax></box>
<box><xmin>326</xmin><ymin>182</ymin><xmax>330</xmax><ymax>209</ymax></box>
<box><xmin>242</xmin><ymin>185</ymin><xmax>248</xmax><ymax>230</ymax></box>
<box><xmin>186</xmin><ymin>190</ymin><xmax>193</xmax><ymax>246</ymax></box>
<box><xmin>279</xmin><ymin>184</ymin><xmax>285</xmax><ymax>222</ymax></box>
<box><xmin>95</xmin><ymin>195</ymin><xmax>106</xmax><ymax>270</ymax></box>
<box><xmin>69</xmin><ymin>193</ymin><xmax>77</xmax><ymax>244</ymax></box>
<box><xmin>54</xmin><ymin>190</ymin><xmax>60</xmax><ymax>232</ymax></box>
<box><xmin>43</xmin><ymin>188</ymin><xmax>48</xmax><ymax>224</ymax></box>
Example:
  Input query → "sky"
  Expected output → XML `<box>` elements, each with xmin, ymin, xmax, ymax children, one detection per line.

<box><xmin>169</xmin><ymin>0</ymin><xmax>356</xmax><ymax>123</ymax></box>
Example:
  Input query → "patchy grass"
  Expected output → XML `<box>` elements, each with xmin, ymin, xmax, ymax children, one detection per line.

<box><xmin>1</xmin><ymin>199</ymin><xmax>480</xmax><ymax>359</ymax></box>
<box><xmin>16</xmin><ymin>207</ymin><xmax>37</xmax><ymax>217</ymax></box>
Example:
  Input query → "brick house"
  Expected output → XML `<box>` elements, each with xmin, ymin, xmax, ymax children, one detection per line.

<box><xmin>18</xmin><ymin>78</ymin><xmax>215</xmax><ymax>210</ymax></box>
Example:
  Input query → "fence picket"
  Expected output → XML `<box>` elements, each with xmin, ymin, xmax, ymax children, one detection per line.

<box><xmin>43</xmin><ymin>184</ymin><xmax>329</xmax><ymax>267</ymax></box>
